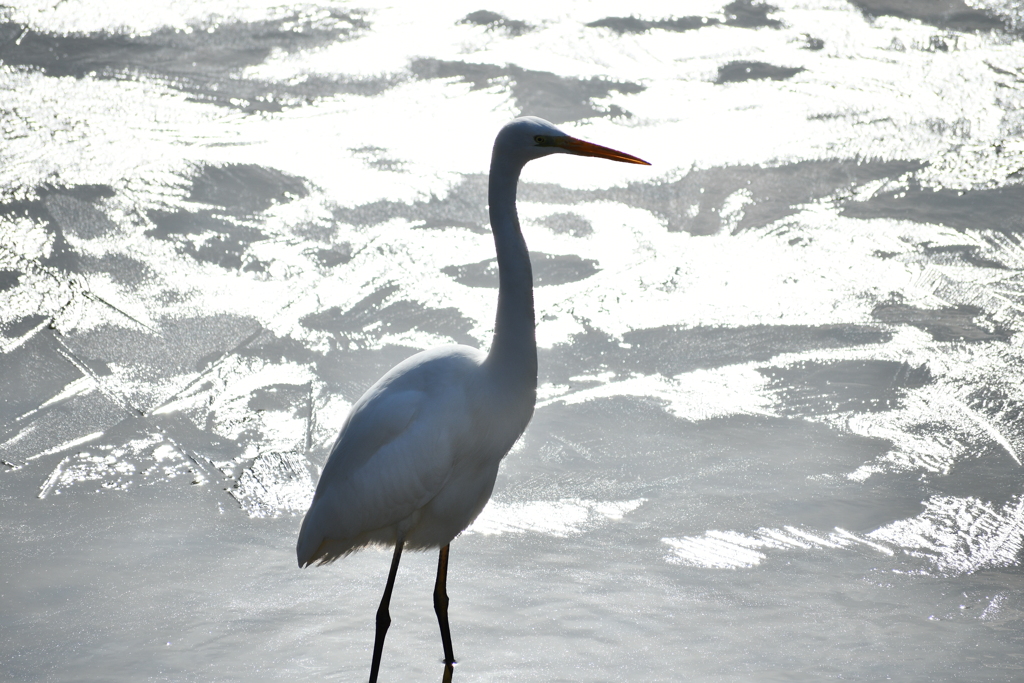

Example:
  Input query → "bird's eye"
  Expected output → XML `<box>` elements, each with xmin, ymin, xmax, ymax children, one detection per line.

<box><xmin>534</xmin><ymin>135</ymin><xmax>545</xmax><ymax>145</ymax></box>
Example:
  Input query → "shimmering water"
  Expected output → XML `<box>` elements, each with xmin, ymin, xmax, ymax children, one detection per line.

<box><xmin>3</xmin><ymin>1</ymin><xmax>1024</xmax><ymax>680</ymax></box>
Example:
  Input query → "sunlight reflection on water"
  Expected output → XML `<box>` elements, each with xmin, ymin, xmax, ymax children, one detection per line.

<box><xmin>3</xmin><ymin>0</ymin><xmax>1024</xmax><ymax>681</ymax></box>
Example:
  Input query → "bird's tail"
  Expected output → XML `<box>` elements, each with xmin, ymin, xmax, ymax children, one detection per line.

<box><xmin>296</xmin><ymin>502</ymin><xmax>326</xmax><ymax>568</ymax></box>
<box><xmin>296</xmin><ymin>496</ymin><xmax>362</xmax><ymax>567</ymax></box>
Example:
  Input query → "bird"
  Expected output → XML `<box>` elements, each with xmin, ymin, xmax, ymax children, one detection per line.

<box><xmin>296</xmin><ymin>116</ymin><xmax>649</xmax><ymax>683</ymax></box>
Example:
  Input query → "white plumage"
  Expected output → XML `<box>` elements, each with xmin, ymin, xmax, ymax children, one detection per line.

<box><xmin>297</xmin><ymin>345</ymin><xmax>526</xmax><ymax>562</ymax></box>
<box><xmin>296</xmin><ymin>116</ymin><xmax>648</xmax><ymax>682</ymax></box>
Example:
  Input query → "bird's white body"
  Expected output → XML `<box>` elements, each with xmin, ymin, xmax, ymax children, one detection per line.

<box><xmin>294</xmin><ymin>116</ymin><xmax>647</xmax><ymax>681</ymax></box>
<box><xmin>297</xmin><ymin>343</ymin><xmax>533</xmax><ymax>563</ymax></box>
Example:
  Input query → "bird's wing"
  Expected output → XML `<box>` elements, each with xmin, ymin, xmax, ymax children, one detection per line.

<box><xmin>303</xmin><ymin>377</ymin><xmax>470</xmax><ymax>546</ymax></box>
<box><xmin>317</xmin><ymin>385</ymin><xmax>424</xmax><ymax>488</ymax></box>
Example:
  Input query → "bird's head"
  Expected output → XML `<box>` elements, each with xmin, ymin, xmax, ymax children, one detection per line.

<box><xmin>494</xmin><ymin>116</ymin><xmax>650</xmax><ymax>167</ymax></box>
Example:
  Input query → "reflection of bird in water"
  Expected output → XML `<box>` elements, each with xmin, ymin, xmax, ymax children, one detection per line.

<box><xmin>296</xmin><ymin>116</ymin><xmax>649</xmax><ymax>682</ymax></box>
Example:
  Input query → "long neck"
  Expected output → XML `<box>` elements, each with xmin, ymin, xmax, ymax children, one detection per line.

<box><xmin>484</xmin><ymin>149</ymin><xmax>537</xmax><ymax>393</ymax></box>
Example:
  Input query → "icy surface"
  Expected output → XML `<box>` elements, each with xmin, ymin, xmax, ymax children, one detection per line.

<box><xmin>3</xmin><ymin>0</ymin><xmax>1024</xmax><ymax>681</ymax></box>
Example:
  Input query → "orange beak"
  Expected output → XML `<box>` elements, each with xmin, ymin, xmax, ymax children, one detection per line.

<box><xmin>555</xmin><ymin>136</ymin><xmax>651</xmax><ymax>165</ymax></box>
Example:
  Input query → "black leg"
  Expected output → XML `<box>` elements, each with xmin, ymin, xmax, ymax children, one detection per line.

<box><xmin>369</xmin><ymin>537</ymin><xmax>405</xmax><ymax>683</ymax></box>
<box><xmin>433</xmin><ymin>544</ymin><xmax>456</xmax><ymax>666</ymax></box>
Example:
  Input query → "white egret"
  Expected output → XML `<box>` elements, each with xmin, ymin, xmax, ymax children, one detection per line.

<box><xmin>296</xmin><ymin>116</ymin><xmax>649</xmax><ymax>682</ymax></box>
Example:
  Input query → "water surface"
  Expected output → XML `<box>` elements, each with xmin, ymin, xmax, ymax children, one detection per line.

<box><xmin>2</xmin><ymin>1</ymin><xmax>1024</xmax><ymax>680</ymax></box>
